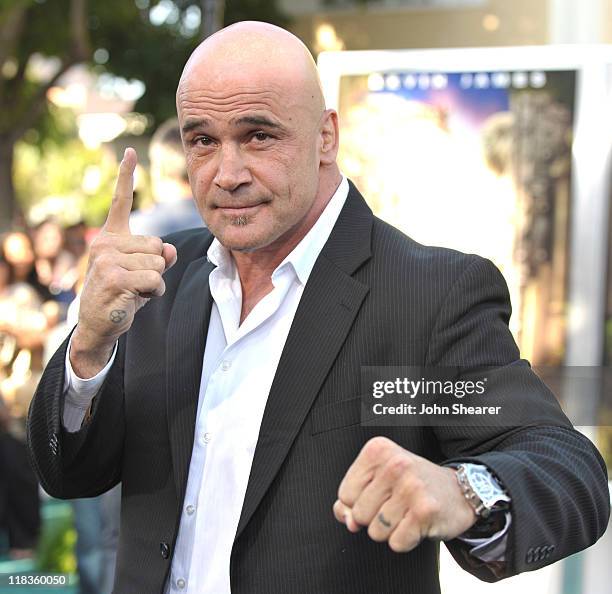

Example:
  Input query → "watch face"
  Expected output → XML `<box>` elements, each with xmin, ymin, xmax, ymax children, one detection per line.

<box><xmin>465</xmin><ymin>465</ymin><xmax>510</xmax><ymax>508</ymax></box>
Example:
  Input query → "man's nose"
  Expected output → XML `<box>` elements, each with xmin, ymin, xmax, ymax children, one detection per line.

<box><xmin>213</xmin><ymin>145</ymin><xmax>252</xmax><ymax>192</ymax></box>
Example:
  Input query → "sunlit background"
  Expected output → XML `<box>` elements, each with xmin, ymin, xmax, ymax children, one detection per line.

<box><xmin>0</xmin><ymin>1</ymin><xmax>611</xmax><ymax>593</ymax></box>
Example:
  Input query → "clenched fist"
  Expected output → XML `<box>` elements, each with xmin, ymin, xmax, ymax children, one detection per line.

<box><xmin>333</xmin><ymin>437</ymin><xmax>477</xmax><ymax>552</ymax></box>
<box><xmin>70</xmin><ymin>148</ymin><xmax>177</xmax><ymax>378</ymax></box>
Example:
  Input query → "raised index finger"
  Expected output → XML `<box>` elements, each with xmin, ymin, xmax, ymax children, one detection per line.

<box><xmin>105</xmin><ymin>147</ymin><xmax>137</xmax><ymax>234</ymax></box>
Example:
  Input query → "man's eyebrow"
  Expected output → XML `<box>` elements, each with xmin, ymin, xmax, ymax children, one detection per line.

<box><xmin>182</xmin><ymin>118</ymin><xmax>210</xmax><ymax>135</ymax></box>
<box><xmin>232</xmin><ymin>116</ymin><xmax>283</xmax><ymax>129</ymax></box>
<box><xmin>181</xmin><ymin>115</ymin><xmax>285</xmax><ymax>136</ymax></box>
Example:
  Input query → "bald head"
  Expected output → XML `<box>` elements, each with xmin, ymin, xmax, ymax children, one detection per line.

<box><xmin>177</xmin><ymin>21</ymin><xmax>325</xmax><ymax>120</ymax></box>
<box><xmin>174</xmin><ymin>21</ymin><xmax>341</xmax><ymax>258</ymax></box>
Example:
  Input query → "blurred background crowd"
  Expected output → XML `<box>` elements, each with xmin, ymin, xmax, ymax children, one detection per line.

<box><xmin>0</xmin><ymin>115</ymin><xmax>203</xmax><ymax>593</ymax></box>
<box><xmin>1</xmin><ymin>1</ymin><xmax>611</xmax><ymax>593</ymax></box>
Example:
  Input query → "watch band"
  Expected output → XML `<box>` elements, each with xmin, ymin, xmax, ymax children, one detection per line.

<box><xmin>456</xmin><ymin>464</ymin><xmax>490</xmax><ymax>517</ymax></box>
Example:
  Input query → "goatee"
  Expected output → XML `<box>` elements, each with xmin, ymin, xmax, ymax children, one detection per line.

<box><xmin>231</xmin><ymin>215</ymin><xmax>249</xmax><ymax>226</ymax></box>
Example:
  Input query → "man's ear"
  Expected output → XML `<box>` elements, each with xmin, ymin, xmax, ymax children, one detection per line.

<box><xmin>319</xmin><ymin>109</ymin><xmax>339</xmax><ymax>165</ymax></box>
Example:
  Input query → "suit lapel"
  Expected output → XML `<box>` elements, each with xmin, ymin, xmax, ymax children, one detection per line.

<box><xmin>235</xmin><ymin>182</ymin><xmax>373</xmax><ymax>539</ymax></box>
<box><xmin>166</xmin><ymin>256</ymin><xmax>215</xmax><ymax>501</ymax></box>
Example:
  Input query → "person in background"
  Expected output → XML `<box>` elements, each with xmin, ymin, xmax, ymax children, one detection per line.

<box><xmin>129</xmin><ymin>118</ymin><xmax>205</xmax><ymax>236</ymax></box>
<box><xmin>31</xmin><ymin>219</ymin><xmax>77</xmax><ymax>309</ymax></box>
<box><xmin>0</xmin><ymin>392</ymin><xmax>40</xmax><ymax>560</ymax></box>
<box><xmin>0</xmin><ymin>232</ymin><xmax>60</xmax><ymax>422</ymax></box>
<box><xmin>0</xmin><ymin>233</ymin><xmax>48</xmax><ymax>565</ymax></box>
<box><xmin>64</xmin><ymin>221</ymin><xmax>89</xmax><ymax>262</ymax></box>
<box><xmin>1</xmin><ymin>231</ymin><xmax>47</xmax><ymax>301</ymax></box>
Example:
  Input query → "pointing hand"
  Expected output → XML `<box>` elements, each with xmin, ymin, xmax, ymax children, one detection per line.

<box><xmin>70</xmin><ymin>148</ymin><xmax>178</xmax><ymax>377</ymax></box>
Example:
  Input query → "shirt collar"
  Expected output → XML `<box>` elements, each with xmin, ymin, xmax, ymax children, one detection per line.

<box><xmin>206</xmin><ymin>176</ymin><xmax>349</xmax><ymax>286</ymax></box>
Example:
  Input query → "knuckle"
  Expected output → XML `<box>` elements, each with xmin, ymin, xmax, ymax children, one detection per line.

<box><xmin>332</xmin><ymin>500</ymin><xmax>345</xmax><ymax>521</ymax></box>
<box><xmin>106</xmin><ymin>268</ymin><xmax>125</xmax><ymax>291</ymax></box>
<box><xmin>350</xmin><ymin>504</ymin><xmax>369</xmax><ymax>526</ymax></box>
<box><xmin>149</xmin><ymin>236</ymin><xmax>164</xmax><ymax>254</ymax></box>
<box><xmin>95</xmin><ymin>252</ymin><xmax>114</xmax><ymax>270</ymax></box>
<box><xmin>362</xmin><ymin>436</ymin><xmax>394</xmax><ymax>462</ymax></box>
<box><xmin>387</xmin><ymin>540</ymin><xmax>402</xmax><ymax>553</ymax></box>
<box><xmin>384</xmin><ymin>454</ymin><xmax>411</xmax><ymax>481</ymax></box>
<box><xmin>145</xmin><ymin>269</ymin><xmax>162</xmax><ymax>285</ymax></box>
<box><xmin>338</xmin><ymin>473</ymin><xmax>369</xmax><ymax>507</ymax></box>
<box><xmin>367</xmin><ymin>522</ymin><xmax>386</xmax><ymax>542</ymax></box>
<box><xmin>396</xmin><ymin>479</ymin><xmax>414</xmax><ymax>501</ymax></box>
<box><xmin>90</xmin><ymin>235</ymin><xmax>107</xmax><ymax>255</ymax></box>
<box><xmin>397</xmin><ymin>474</ymin><xmax>423</xmax><ymax>501</ymax></box>
<box><xmin>410</xmin><ymin>476</ymin><xmax>425</xmax><ymax>497</ymax></box>
<box><xmin>414</xmin><ymin>498</ymin><xmax>439</xmax><ymax>522</ymax></box>
<box><xmin>388</xmin><ymin>534</ymin><xmax>410</xmax><ymax>553</ymax></box>
<box><xmin>153</xmin><ymin>255</ymin><xmax>166</xmax><ymax>274</ymax></box>
<box><xmin>337</xmin><ymin>481</ymin><xmax>355</xmax><ymax>506</ymax></box>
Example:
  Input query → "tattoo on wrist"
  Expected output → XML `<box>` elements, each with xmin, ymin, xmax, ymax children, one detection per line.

<box><xmin>109</xmin><ymin>309</ymin><xmax>127</xmax><ymax>324</ymax></box>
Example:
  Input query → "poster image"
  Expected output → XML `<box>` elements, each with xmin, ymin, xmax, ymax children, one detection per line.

<box><xmin>337</xmin><ymin>69</ymin><xmax>576</xmax><ymax>366</ymax></box>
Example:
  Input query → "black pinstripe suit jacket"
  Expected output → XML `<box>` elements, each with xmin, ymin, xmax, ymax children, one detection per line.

<box><xmin>27</xmin><ymin>181</ymin><xmax>610</xmax><ymax>593</ymax></box>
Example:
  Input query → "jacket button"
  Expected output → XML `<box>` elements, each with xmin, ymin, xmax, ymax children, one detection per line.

<box><xmin>526</xmin><ymin>548</ymin><xmax>534</xmax><ymax>564</ymax></box>
<box><xmin>160</xmin><ymin>542</ymin><xmax>170</xmax><ymax>559</ymax></box>
<box><xmin>538</xmin><ymin>547</ymin><xmax>547</xmax><ymax>561</ymax></box>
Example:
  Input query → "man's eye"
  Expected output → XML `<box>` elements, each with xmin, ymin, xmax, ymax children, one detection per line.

<box><xmin>252</xmin><ymin>132</ymin><xmax>271</xmax><ymax>142</ymax></box>
<box><xmin>195</xmin><ymin>136</ymin><xmax>213</xmax><ymax>146</ymax></box>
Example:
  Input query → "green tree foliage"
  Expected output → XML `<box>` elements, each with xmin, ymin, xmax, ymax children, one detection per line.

<box><xmin>14</xmin><ymin>113</ymin><xmax>122</xmax><ymax>227</ymax></box>
<box><xmin>0</xmin><ymin>0</ymin><xmax>288</xmax><ymax>228</ymax></box>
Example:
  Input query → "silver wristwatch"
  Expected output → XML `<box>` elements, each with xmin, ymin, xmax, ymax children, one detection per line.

<box><xmin>455</xmin><ymin>463</ymin><xmax>511</xmax><ymax>518</ymax></box>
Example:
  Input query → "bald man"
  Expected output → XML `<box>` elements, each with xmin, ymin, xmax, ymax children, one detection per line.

<box><xmin>28</xmin><ymin>22</ymin><xmax>609</xmax><ymax>594</ymax></box>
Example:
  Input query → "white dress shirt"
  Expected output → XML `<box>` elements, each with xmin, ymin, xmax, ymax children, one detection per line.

<box><xmin>62</xmin><ymin>176</ymin><xmax>508</xmax><ymax>591</ymax></box>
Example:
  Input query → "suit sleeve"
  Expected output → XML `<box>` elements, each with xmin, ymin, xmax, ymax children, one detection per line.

<box><xmin>26</xmin><ymin>328</ymin><xmax>126</xmax><ymax>499</ymax></box>
<box><xmin>426</xmin><ymin>255</ymin><xmax>610</xmax><ymax>582</ymax></box>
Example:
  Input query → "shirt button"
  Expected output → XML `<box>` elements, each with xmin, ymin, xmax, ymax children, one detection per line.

<box><xmin>201</xmin><ymin>432</ymin><xmax>211</xmax><ymax>444</ymax></box>
<box><xmin>221</xmin><ymin>360</ymin><xmax>231</xmax><ymax>371</ymax></box>
<box><xmin>176</xmin><ymin>578</ymin><xmax>186</xmax><ymax>589</ymax></box>
<box><xmin>185</xmin><ymin>504</ymin><xmax>195</xmax><ymax>515</ymax></box>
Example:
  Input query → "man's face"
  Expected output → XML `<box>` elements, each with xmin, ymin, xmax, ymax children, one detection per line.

<box><xmin>34</xmin><ymin>222</ymin><xmax>63</xmax><ymax>259</ymax></box>
<box><xmin>4</xmin><ymin>233</ymin><xmax>34</xmax><ymax>267</ymax></box>
<box><xmin>177</xmin><ymin>72</ymin><xmax>322</xmax><ymax>253</ymax></box>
